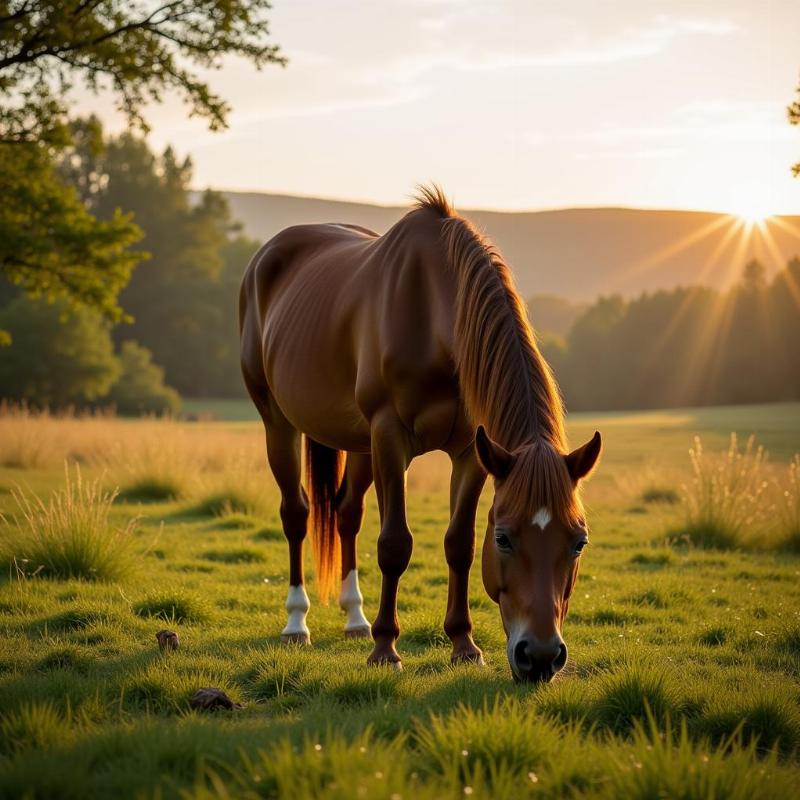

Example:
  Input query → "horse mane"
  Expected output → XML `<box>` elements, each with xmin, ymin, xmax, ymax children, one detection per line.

<box><xmin>414</xmin><ymin>185</ymin><xmax>581</xmax><ymax>524</ymax></box>
<box><xmin>414</xmin><ymin>184</ymin><xmax>453</xmax><ymax>218</ymax></box>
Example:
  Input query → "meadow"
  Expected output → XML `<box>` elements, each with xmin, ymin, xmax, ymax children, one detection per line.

<box><xmin>0</xmin><ymin>402</ymin><xmax>799</xmax><ymax>798</ymax></box>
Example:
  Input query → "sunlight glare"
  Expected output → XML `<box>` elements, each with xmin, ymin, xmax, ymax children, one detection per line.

<box><xmin>729</xmin><ymin>197</ymin><xmax>774</xmax><ymax>227</ymax></box>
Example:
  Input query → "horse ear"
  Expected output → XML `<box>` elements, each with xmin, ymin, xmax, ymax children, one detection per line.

<box><xmin>565</xmin><ymin>431</ymin><xmax>602</xmax><ymax>483</ymax></box>
<box><xmin>475</xmin><ymin>425</ymin><xmax>514</xmax><ymax>478</ymax></box>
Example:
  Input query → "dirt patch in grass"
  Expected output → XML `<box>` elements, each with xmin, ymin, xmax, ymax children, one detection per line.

<box><xmin>252</xmin><ymin>526</ymin><xmax>283</xmax><ymax>542</ymax></box>
<box><xmin>117</xmin><ymin>477</ymin><xmax>183</xmax><ymax>504</ymax></box>
<box><xmin>629</xmin><ymin>551</ymin><xmax>672</xmax><ymax>568</ymax></box>
<box><xmin>641</xmin><ymin>486</ymin><xmax>679</xmax><ymax>504</ymax></box>
<box><xmin>202</xmin><ymin>548</ymin><xmax>265</xmax><ymax>565</ymax></box>
<box><xmin>133</xmin><ymin>593</ymin><xmax>210</xmax><ymax>624</ymax></box>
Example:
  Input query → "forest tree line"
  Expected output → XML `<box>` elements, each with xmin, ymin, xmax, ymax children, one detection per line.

<box><xmin>539</xmin><ymin>258</ymin><xmax>800</xmax><ymax>411</ymax></box>
<box><xmin>1</xmin><ymin>120</ymin><xmax>799</xmax><ymax>414</ymax></box>
<box><xmin>0</xmin><ymin>118</ymin><xmax>255</xmax><ymax>414</ymax></box>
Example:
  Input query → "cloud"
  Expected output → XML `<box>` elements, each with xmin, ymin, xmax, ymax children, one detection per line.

<box><xmin>574</xmin><ymin>101</ymin><xmax>794</xmax><ymax>148</ymax></box>
<box><xmin>574</xmin><ymin>147</ymin><xmax>685</xmax><ymax>161</ymax></box>
<box><xmin>463</xmin><ymin>15</ymin><xmax>740</xmax><ymax>70</ymax></box>
<box><xmin>358</xmin><ymin>11</ymin><xmax>741</xmax><ymax>85</ymax></box>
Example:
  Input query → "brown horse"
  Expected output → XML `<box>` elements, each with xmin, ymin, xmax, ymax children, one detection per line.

<box><xmin>239</xmin><ymin>187</ymin><xmax>601</xmax><ymax>681</ymax></box>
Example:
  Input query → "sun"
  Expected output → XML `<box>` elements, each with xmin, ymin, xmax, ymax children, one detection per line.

<box><xmin>727</xmin><ymin>196</ymin><xmax>774</xmax><ymax>227</ymax></box>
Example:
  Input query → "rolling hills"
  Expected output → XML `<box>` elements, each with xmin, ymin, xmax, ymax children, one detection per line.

<box><xmin>223</xmin><ymin>191</ymin><xmax>800</xmax><ymax>301</ymax></box>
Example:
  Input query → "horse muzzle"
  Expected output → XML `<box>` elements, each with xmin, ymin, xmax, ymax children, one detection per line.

<box><xmin>507</xmin><ymin>633</ymin><xmax>568</xmax><ymax>683</ymax></box>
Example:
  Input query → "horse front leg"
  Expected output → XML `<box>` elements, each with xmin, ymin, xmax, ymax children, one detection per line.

<box><xmin>367</xmin><ymin>411</ymin><xmax>412</xmax><ymax>668</ymax></box>
<box><xmin>444</xmin><ymin>445</ymin><xmax>487</xmax><ymax>664</ymax></box>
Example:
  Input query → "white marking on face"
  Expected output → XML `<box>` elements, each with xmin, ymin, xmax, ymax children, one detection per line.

<box><xmin>282</xmin><ymin>584</ymin><xmax>310</xmax><ymax>637</ymax></box>
<box><xmin>532</xmin><ymin>507</ymin><xmax>552</xmax><ymax>529</ymax></box>
<box><xmin>339</xmin><ymin>569</ymin><xmax>370</xmax><ymax>632</ymax></box>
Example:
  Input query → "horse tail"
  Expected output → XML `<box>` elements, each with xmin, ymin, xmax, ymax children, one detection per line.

<box><xmin>304</xmin><ymin>436</ymin><xmax>344</xmax><ymax>604</ymax></box>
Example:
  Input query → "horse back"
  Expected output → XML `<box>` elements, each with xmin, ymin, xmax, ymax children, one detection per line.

<box><xmin>240</xmin><ymin>211</ymin><xmax>465</xmax><ymax>453</ymax></box>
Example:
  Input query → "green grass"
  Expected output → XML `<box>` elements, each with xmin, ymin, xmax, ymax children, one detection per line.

<box><xmin>132</xmin><ymin>592</ymin><xmax>211</xmax><ymax>624</ymax></box>
<box><xmin>1</xmin><ymin>466</ymin><xmax>136</xmax><ymax>581</ymax></box>
<box><xmin>181</xmin><ymin>397</ymin><xmax>260</xmax><ymax>422</ymax></box>
<box><xmin>202</xmin><ymin>547</ymin><xmax>265</xmax><ymax>564</ymax></box>
<box><xmin>189</xmin><ymin>487</ymin><xmax>266</xmax><ymax>518</ymax></box>
<box><xmin>117</xmin><ymin>476</ymin><xmax>184</xmax><ymax>503</ymax></box>
<box><xmin>641</xmin><ymin>486</ymin><xmax>679</xmax><ymax>504</ymax></box>
<box><xmin>0</xmin><ymin>403</ymin><xmax>798</xmax><ymax>798</ymax></box>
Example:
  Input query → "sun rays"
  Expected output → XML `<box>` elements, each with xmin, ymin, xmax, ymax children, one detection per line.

<box><xmin>730</xmin><ymin>198</ymin><xmax>774</xmax><ymax>227</ymax></box>
<box><xmin>621</xmin><ymin>209</ymin><xmax>800</xmax><ymax>407</ymax></box>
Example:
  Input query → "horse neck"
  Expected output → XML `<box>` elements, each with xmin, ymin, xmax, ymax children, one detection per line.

<box><xmin>443</xmin><ymin>215</ymin><xmax>567</xmax><ymax>454</ymax></box>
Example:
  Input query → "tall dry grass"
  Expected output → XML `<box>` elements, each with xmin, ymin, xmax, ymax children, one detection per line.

<box><xmin>608</xmin><ymin>461</ymin><xmax>683</xmax><ymax>508</ymax></box>
<box><xmin>0</xmin><ymin>404</ymin><xmax>264</xmax><ymax>474</ymax></box>
<box><xmin>777</xmin><ymin>455</ymin><xmax>800</xmax><ymax>552</ymax></box>
<box><xmin>677</xmin><ymin>434</ymin><xmax>799</xmax><ymax>550</ymax></box>
<box><xmin>0</xmin><ymin>403</ymin><xmax>74</xmax><ymax>469</ymax></box>
<box><xmin>3</xmin><ymin>465</ymin><xmax>137</xmax><ymax>581</ymax></box>
<box><xmin>0</xmin><ymin>404</ymin><xmax>271</xmax><ymax>508</ymax></box>
<box><xmin>0</xmin><ymin>404</ymin><xmax>285</xmax><ymax>523</ymax></box>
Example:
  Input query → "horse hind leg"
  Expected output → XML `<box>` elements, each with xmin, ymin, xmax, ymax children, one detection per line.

<box><xmin>245</xmin><ymin>376</ymin><xmax>312</xmax><ymax>645</ymax></box>
<box><xmin>336</xmin><ymin>453</ymin><xmax>373</xmax><ymax>639</ymax></box>
<box><xmin>267</xmin><ymin>425</ymin><xmax>312</xmax><ymax>645</ymax></box>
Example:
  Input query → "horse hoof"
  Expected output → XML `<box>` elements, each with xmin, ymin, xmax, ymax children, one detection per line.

<box><xmin>367</xmin><ymin>646</ymin><xmax>402</xmax><ymax>670</ymax></box>
<box><xmin>281</xmin><ymin>631</ymin><xmax>311</xmax><ymax>645</ymax></box>
<box><xmin>344</xmin><ymin>625</ymin><xmax>372</xmax><ymax>640</ymax></box>
<box><xmin>367</xmin><ymin>658</ymin><xmax>403</xmax><ymax>671</ymax></box>
<box><xmin>451</xmin><ymin>649</ymin><xmax>485</xmax><ymax>666</ymax></box>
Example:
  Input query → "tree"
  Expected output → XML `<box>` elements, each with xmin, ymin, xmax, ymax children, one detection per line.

<box><xmin>60</xmin><ymin>118</ymin><xmax>257</xmax><ymax>397</ymax></box>
<box><xmin>0</xmin><ymin>1</ymin><xmax>284</xmax><ymax>329</ymax></box>
<box><xmin>769</xmin><ymin>258</ymin><xmax>800</xmax><ymax>399</ymax></box>
<box><xmin>741</xmin><ymin>259</ymin><xmax>767</xmax><ymax>293</ymax></box>
<box><xmin>0</xmin><ymin>142</ymin><xmax>142</xmax><ymax>343</ymax></box>
<box><xmin>0</xmin><ymin>296</ymin><xmax>120</xmax><ymax>407</ymax></box>
<box><xmin>105</xmin><ymin>341</ymin><xmax>180</xmax><ymax>416</ymax></box>
<box><xmin>559</xmin><ymin>295</ymin><xmax>625</xmax><ymax>409</ymax></box>
<box><xmin>92</xmin><ymin>131</ymin><xmax>240</xmax><ymax>395</ymax></box>
<box><xmin>546</xmin><ymin>261</ymin><xmax>800</xmax><ymax>412</ymax></box>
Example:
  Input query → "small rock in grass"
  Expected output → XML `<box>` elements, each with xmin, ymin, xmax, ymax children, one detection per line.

<box><xmin>156</xmin><ymin>629</ymin><xmax>180</xmax><ymax>651</ymax></box>
<box><xmin>190</xmin><ymin>687</ymin><xmax>243</xmax><ymax>711</ymax></box>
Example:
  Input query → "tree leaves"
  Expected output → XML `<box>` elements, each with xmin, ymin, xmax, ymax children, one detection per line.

<box><xmin>0</xmin><ymin>1</ymin><xmax>284</xmax><ymax>339</ymax></box>
<box><xmin>0</xmin><ymin>143</ymin><xmax>143</xmax><ymax>329</ymax></box>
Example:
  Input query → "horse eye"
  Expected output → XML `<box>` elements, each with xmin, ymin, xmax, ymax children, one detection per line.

<box><xmin>495</xmin><ymin>531</ymin><xmax>513</xmax><ymax>551</ymax></box>
<box><xmin>574</xmin><ymin>539</ymin><xmax>588</xmax><ymax>555</ymax></box>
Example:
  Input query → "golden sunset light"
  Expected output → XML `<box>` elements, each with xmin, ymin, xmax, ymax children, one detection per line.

<box><xmin>728</xmin><ymin>193</ymin><xmax>777</xmax><ymax>226</ymax></box>
<box><xmin>1</xmin><ymin>2</ymin><xmax>800</xmax><ymax>797</ymax></box>
<box><xmin>67</xmin><ymin>0</ymin><xmax>800</xmax><ymax>217</ymax></box>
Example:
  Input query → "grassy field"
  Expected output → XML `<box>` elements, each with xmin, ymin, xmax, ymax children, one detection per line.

<box><xmin>0</xmin><ymin>403</ymin><xmax>799</xmax><ymax>798</ymax></box>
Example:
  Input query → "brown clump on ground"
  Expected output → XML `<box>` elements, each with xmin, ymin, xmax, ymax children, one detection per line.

<box><xmin>189</xmin><ymin>688</ymin><xmax>243</xmax><ymax>711</ymax></box>
<box><xmin>156</xmin><ymin>629</ymin><xmax>179</xmax><ymax>651</ymax></box>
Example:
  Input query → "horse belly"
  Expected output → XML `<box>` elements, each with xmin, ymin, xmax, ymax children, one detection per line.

<box><xmin>263</xmin><ymin>305</ymin><xmax>372</xmax><ymax>452</ymax></box>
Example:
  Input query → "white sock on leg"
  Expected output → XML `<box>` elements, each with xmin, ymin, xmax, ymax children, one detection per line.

<box><xmin>282</xmin><ymin>584</ymin><xmax>310</xmax><ymax>643</ymax></box>
<box><xmin>339</xmin><ymin>569</ymin><xmax>371</xmax><ymax>636</ymax></box>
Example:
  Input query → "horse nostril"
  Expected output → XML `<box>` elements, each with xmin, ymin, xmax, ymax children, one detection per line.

<box><xmin>552</xmin><ymin>642</ymin><xmax>567</xmax><ymax>673</ymax></box>
<box><xmin>514</xmin><ymin>639</ymin><xmax>532</xmax><ymax>672</ymax></box>
<box><xmin>511</xmin><ymin>637</ymin><xmax>566</xmax><ymax>681</ymax></box>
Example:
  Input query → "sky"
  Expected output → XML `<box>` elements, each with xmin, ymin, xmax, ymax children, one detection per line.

<box><xmin>74</xmin><ymin>0</ymin><xmax>800</xmax><ymax>215</ymax></box>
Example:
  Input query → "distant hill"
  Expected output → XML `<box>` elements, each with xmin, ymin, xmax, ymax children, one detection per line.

<box><xmin>222</xmin><ymin>191</ymin><xmax>800</xmax><ymax>301</ymax></box>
